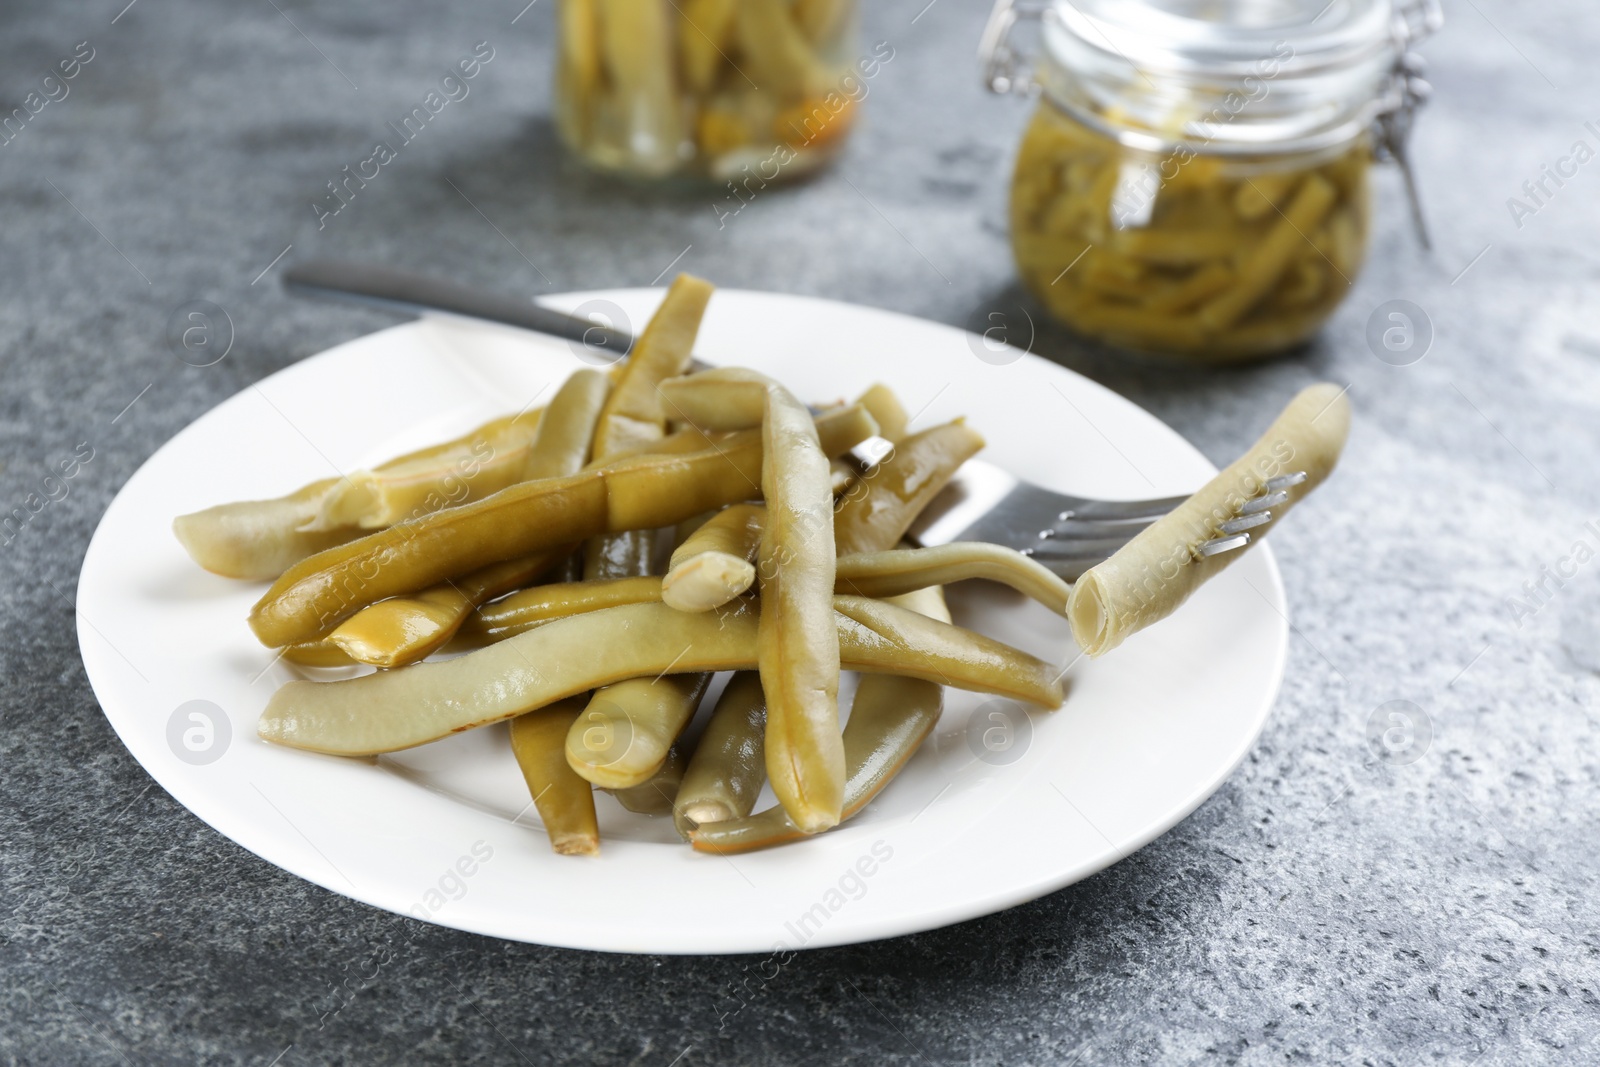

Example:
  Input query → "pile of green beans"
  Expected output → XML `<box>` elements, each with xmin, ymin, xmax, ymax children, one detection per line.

<box><xmin>176</xmin><ymin>274</ymin><xmax>1075</xmax><ymax>858</ymax></box>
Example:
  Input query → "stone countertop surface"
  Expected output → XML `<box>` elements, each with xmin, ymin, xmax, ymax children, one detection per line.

<box><xmin>2</xmin><ymin>1</ymin><xmax>1596</xmax><ymax>1063</ymax></box>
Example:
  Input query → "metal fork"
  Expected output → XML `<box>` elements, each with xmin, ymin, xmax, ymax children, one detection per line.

<box><xmin>906</xmin><ymin>465</ymin><xmax>1307</xmax><ymax>580</ymax></box>
<box><xmin>283</xmin><ymin>260</ymin><xmax>1302</xmax><ymax>580</ymax></box>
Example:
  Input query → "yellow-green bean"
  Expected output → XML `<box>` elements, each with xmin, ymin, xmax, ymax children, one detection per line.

<box><xmin>834</xmin><ymin>543</ymin><xmax>1072</xmax><ymax>616</ymax></box>
<box><xmin>1069</xmin><ymin>383</ymin><xmax>1349</xmax><ymax>655</ymax></box>
<box><xmin>655</xmin><ymin>366</ymin><xmax>847</xmax><ymax>829</ymax></box>
<box><xmin>592</xmin><ymin>275</ymin><xmax>713</xmax><ymax>458</ymax></box>
<box><xmin>661</xmin><ymin>503</ymin><xmax>764</xmax><ymax>611</ymax></box>
<box><xmin>755</xmin><ymin>377</ymin><xmax>843</xmax><ymax>833</ymax></box>
<box><xmin>692</xmin><ymin>587</ymin><xmax>950</xmax><ymax>854</ymax></box>
<box><xmin>173</xmin><ymin>478</ymin><xmax>363</xmax><ymax>582</ymax></box>
<box><xmin>312</xmin><ymin>411</ymin><xmax>549</xmax><ymax>532</ymax></box>
<box><xmin>690</xmin><ymin>670</ymin><xmax>942</xmax><ymax>854</ymax></box>
<box><xmin>587</xmin><ymin>274</ymin><xmax>713</xmax><ymax>578</ymax></box>
<box><xmin>854</xmin><ymin>383</ymin><xmax>909</xmax><ymax>443</ymax></box>
<box><xmin>461</xmin><ymin>575</ymin><xmax>666</xmax><ymax>642</ymax></box>
<box><xmin>323</xmin><ymin>370</ymin><xmax>610</xmax><ymax>667</ymax></box>
<box><xmin>175</xmin><ymin>408</ymin><xmax>549</xmax><ymax>580</ymax></box>
<box><xmin>673</xmin><ymin>671</ymin><xmax>768</xmax><ymax>836</ymax></box>
<box><xmin>509</xmin><ymin>697</ymin><xmax>600</xmax><ymax>856</ymax></box>
<box><xmin>257</xmin><ymin>597</ymin><xmax>1062</xmax><ymax>756</ymax></box>
<box><xmin>524</xmin><ymin>369</ymin><xmax>612</xmax><ymax>480</ymax></box>
<box><xmin>566</xmin><ymin>673</ymin><xmax>711</xmax><ymax>789</ymax></box>
<box><xmin>457</xmin><ymin>550</ymin><xmax>1050</xmax><ymax>644</ymax></box>
<box><xmin>246</xmin><ymin>404</ymin><xmax>877</xmax><ymax>647</ymax></box>
<box><xmin>736</xmin><ymin>0</ymin><xmax>825</xmax><ymax>99</ymax></box>
<box><xmin>326</xmin><ymin>547</ymin><xmax>573</xmax><ymax>668</ymax></box>
<box><xmin>607</xmin><ymin>743</ymin><xmax>687</xmax><ymax>815</ymax></box>
<box><xmin>833</xmin><ymin>419</ymin><xmax>985</xmax><ymax>556</ymax></box>
<box><xmin>657</xmin><ymin>367</ymin><xmax>769</xmax><ymax>431</ymax></box>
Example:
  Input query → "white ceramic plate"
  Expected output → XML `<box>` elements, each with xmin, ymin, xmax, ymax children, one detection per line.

<box><xmin>77</xmin><ymin>289</ymin><xmax>1287</xmax><ymax>955</ymax></box>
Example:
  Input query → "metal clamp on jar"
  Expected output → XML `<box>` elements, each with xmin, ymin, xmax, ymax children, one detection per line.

<box><xmin>555</xmin><ymin>0</ymin><xmax>862</xmax><ymax>183</ymax></box>
<box><xmin>982</xmin><ymin>0</ymin><xmax>1440</xmax><ymax>363</ymax></box>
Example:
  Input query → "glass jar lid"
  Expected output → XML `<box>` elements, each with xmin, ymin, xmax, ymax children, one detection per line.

<box><xmin>985</xmin><ymin>0</ymin><xmax>1439</xmax><ymax>155</ymax></box>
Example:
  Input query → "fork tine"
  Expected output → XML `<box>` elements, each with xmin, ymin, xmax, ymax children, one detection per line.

<box><xmin>1237</xmin><ymin>489</ymin><xmax>1289</xmax><ymax>515</ymax></box>
<box><xmin>1217</xmin><ymin>511</ymin><xmax>1272</xmax><ymax>535</ymax></box>
<box><xmin>1265</xmin><ymin>472</ymin><xmax>1308</xmax><ymax>492</ymax></box>
<box><xmin>1196</xmin><ymin>532</ymin><xmax>1251</xmax><ymax>557</ymax></box>
<box><xmin>1062</xmin><ymin>494</ymin><xmax>1190</xmax><ymax>522</ymax></box>
<box><xmin>912</xmin><ymin>454</ymin><xmax>1309</xmax><ymax>585</ymax></box>
<box><xmin>1043</xmin><ymin>516</ymin><xmax>1164</xmax><ymax>539</ymax></box>
<box><xmin>1030</xmin><ymin>469</ymin><xmax>1307</xmax><ymax>577</ymax></box>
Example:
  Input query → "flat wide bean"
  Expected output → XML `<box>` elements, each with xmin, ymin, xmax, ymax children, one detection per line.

<box><xmin>172</xmin><ymin>409</ymin><xmax>549</xmax><ymax>580</ymax></box>
<box><xmin>257</xmin><ymin>597</ymin><xmax>1062</xmax><ymax>756</ymax></box>
<box><xmin>314</xmin><ymin>411</ymin><xmax>548</xmax><ymax>532</ymax></box>
<box><xmin>524</xmin><ymin>369</ymin><xmax>612</xmax><ymax>480</ymax></box>
<box><xmin>592</xmin><ymin>275</ymin><xmax>713</xmax><ymax>457</ymax></box>
<box><xmin>172</xmin><ymin>478</ymin><xmax>361</xmax><ymax>582</ymax></box>
<box><xmin>657</xmin><ymin>367</ymin><xmax>769</xmax><ymax>431</ymax></box>
<box><xmin>853</xmin><ymin>384</ymin><xmax>909</xmax><ymax>443</ymax></box>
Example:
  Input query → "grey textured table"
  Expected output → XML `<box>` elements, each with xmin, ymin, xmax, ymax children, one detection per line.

<box><xmin>3</xmin><ymin>1</ymin><xmax>1596</xmax><ymax>1063</ymax></box>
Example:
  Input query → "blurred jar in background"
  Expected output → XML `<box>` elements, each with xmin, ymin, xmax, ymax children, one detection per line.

<box><xmin>556</xmin><ymin>0</ymin><xmax>861</xmax><ymax>183</ymax></box>
<box><xmin>983</xmin><ymin>0</ymin><xmax>1440</xmax><ymax>363</ymax></box>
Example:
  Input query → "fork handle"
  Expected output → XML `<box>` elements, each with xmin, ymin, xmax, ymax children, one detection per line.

<box><xmin>283</xmin><ymin>259</ymin><xmax>635</xmax><ymax>353</ymax></box>
<box><xmin>284</xmin><ymin>259</ymin><xmax>885</xmax><ymax>465</ymax></box>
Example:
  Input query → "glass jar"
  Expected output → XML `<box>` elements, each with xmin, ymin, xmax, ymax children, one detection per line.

<box><xmin>984</xmin><ymin>0</ymin><xmax>1439</xmax><ymax>363</ymax></box>
<box><xmin>555</xmin><ymin>0</ymin><xmax>862</xmax><ymax>184</ymax></box>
